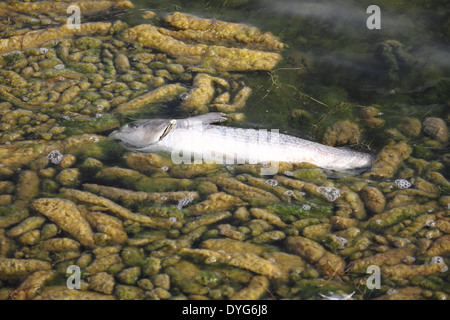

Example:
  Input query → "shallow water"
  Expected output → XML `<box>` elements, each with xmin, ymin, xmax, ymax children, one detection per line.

<box><xmin>0</xmin><ymin>0</ymin><xmax>449</xmax><ymax>300</ymax></box>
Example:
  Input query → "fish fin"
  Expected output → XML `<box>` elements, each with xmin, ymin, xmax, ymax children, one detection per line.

<box><xmin>185</xmin><ymin>112</ymin><xmax>229</xmax><ymax>125</ymax></box>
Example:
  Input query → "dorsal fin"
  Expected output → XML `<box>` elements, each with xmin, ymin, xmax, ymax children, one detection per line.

<box><xmin>184</xmin><ymin>112</ymin><xmax>229</xmax><ymax>125</ymax></box>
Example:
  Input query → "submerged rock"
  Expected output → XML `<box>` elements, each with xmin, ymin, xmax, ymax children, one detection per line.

<box><xmin>31</xmin><ymin>197</ymin><xmax>95</xmax><ymax>247</ymax></box>
<box><xmin>423</xmin><ymin>117</ymin><xmax>448</xmax><ymax>143</ymax></box>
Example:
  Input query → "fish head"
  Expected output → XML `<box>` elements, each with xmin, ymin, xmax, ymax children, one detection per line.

<box><xmin>108</xmin><ymin>119</ymin><xmax>177</xmax><ymax>149</ymax></box>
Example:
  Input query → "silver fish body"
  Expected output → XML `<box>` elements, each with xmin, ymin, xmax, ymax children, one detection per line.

<box><xmin>109</xmin><ymin>113</ymin><xmax>374</xmax><ymax>171</ymax></box>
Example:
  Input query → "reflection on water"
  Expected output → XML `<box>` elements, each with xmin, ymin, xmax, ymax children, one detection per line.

<box><xmin>0</xmin><ymin>0</ymin><xmax>449</xmax><ymax>300</ymax></box>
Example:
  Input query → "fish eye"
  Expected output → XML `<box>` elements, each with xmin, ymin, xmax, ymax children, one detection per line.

<box><xmin>128</xmin><ymin>122</ymin><xmax>139</xmax><ymax>129</ymax></box>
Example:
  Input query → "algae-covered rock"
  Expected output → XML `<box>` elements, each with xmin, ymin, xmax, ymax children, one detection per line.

<box><xmin>360</xmin><ymin>186</ymin><xmax>386</xmax><ymax>214</ymax></box>
<box><xmin>347</xmin><ymin>248</ymin><xmax>415</xmax><ymax>273</ymax></box>
<box><xmin>117</xmin><ymin>267</ymin><xmax>141</xmax><ymax>285</ymax></box>
<box><xmin>61</xmin><ymin>188</ymin><xmax>179</xmax><ymax>229</ymax></box>
<box><xmin>9</xmin><ymin>270</ymin><xmax>55</xmax><ymax>300</ymax></box>
<box><xmin>181</xmin><ymin>73</ymin><xmax>227</xmax><ymax>114</ymax></box>
<box><xmin>322</xmin><ymin>120</ymin><xmax>360</xmax><ymax>147</ymax></box>
<box><xmin>164</xmin><ymin>12</ymin><xmax>284</xmax><ymax>51</ymax></box>
<box><xmin>230</xmin><ymin>276</ymin><xmax>269</xmax><ymax>300</ymax></box>
<box><xmin>121</xmin><ymin>24</ymin><xmax>282</xmax><ymax>72</ymax></box>
<box><xmin>0</xmin><ymin>205</ymin><xmax>29</xmax><ymax>228</ymax></box>
<box><xmin>206</xmin><ymin>175</ymin><xmax>279</xmax><ymax>206</ymax></box>
<box><xmin>423</xmin><ymin>117</ymin><xmax>448</xmax><ymax>143</ymax></box>
<box><xmin>367</xmin><ymin>205</ymin><xmax>434</xmax><ymax>230</ymax></box>
<box><xmin>61</xmin><ymin>114</ymin><xmax>119</xmax><ymax>135</ymax></box>
<box><xmin>120</xmin><ymin>247</ymin><xmax>146</xmax><ymax>267</ymax></box>
<box><xmin>113</xmin><ymin>83</ymin><xmax>187</xmax><ymax>115</ymax></box>
<box><xmin>334</xmin><ymin>186</ymin><xmax>366</xmax><ymax>219</ymax></box>
<box><xmin>39</xmin><ymin>238</ymin><xmax>80</xmax><ymax>252</ymax></box>
<box><xmin>250</xmin><ymin>208</ymin><xmax>287</xmax><ymax>228</ymax></box>
<box><xmin>6</xmin><ymin>216</ymin><xmax>45</xmax><ymax>238</ymax></box>
<box><xmin>179</xmin><ymin>248</ymin><xmax>282</xmax><ymax>279</ymax></box>
<box><xmin>425</xmin><ymin>235</ymin><xmax>450</xmax><ymax>257</ymax></box>
<box><xmin>88</xmin><ymin>272</ymin><xmax>115</xmax><ymax>295</ymax></box>
<box><xmin>34</xmin><ymin>286</ymin><xmax>115</xmax><ymax>300</ymax></box>
<box><xmin>374</xmin><ymin>287</ymin><xmax>424</xmax><ymax>300</ymax></box>
<box><xmin>398</xmin><ymin>117</ymin><xmax>422</xmax><ymax>138</ymax></box>
<box><xmin>14</xmin><ymin>170</ymin><xmax>40</xmax><ymax>208</ymax></box>
<box><xmin>182</xmin><ymin>211</ymin><xmax>232</xmax><ymax>234</ymax></box>
<box><xmin>382</xmin><ymin>263</ymin><xmax>447</xmax><ymax>278</ymax></box>
<box><xmin>85</xmin><ymin>246</ymin><xmax>122</xmax><ymax>275</ymax></box>
<box><xmin>31</xmin><ymin>198</ymin><xmax>95</xmax><ymax>247</ymax></box>
<box><xmin>55</xmin><ymin>168</ymin><xmax>80</xmax><ymax>187</ymax></box>
<box><xmin>292</xmin><ymin>168</ymin><xmax>327</xmax><ymax>184</ymax></box>
<box><xmin>266</xmin><ymin>201</ymin><xmax>333</xmax><ymax>223</ymax></box>
<box><xmin>285</xmin><ymin>236</ymin><xmax>345</xmax><ymax>277</ymax></box>
<box><xmin>85</xmin><ymin>211</ymin><xmax>127</xmax><ymax>245</ymax></box>
<box><xmin>364</xmin><ymin>141</ymin><xmax>412</xmax><ymax>178</ymax></box>
<box><xmin>187</xmin><ymin>192</ymin><xmax>246</xmax><ymax>216</ymax></box>
<box><xmin>359</xmin><ymin>106</ymin><xmax>385</xmax><ymax>129</ymax></box>
<box><xmin>0</xmin><ymin>258</ymin><xmax>51</xmax><ymax>279</ymax></box>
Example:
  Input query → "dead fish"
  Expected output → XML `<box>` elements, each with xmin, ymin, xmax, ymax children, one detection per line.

<box><xmin>109</xmin><ymin>113</ymin><xmax>374</xmax><ymax>172</ymax></box>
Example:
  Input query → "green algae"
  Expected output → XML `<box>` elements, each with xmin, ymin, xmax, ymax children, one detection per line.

<box><xmin>0</xmin><ymin>205</ymin><xmax>29</xmax><ymax>228</ymax></box>
<box><xmin>61</xmin><ymin>114</ymin><xmax>119</xmax><ymax>135</ymax></box>
<box><xmin>137</xmin><ymin>205</ymin><xmax>186</xmax><ymax>220</ymax></box>
<box><xmin>367</xmin><ymin>205</ymin><xmax>435</xmax><ymax>230</ymax></box>
<box><xmin>266</xmin><ymin>201</ymin><xmax>333</xmax><ymax>223</ymax></box>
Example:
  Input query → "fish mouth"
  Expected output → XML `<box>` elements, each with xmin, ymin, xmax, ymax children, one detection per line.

<box><xmin>107</xmin><ymin>130</ymin><xmax>122</xmax><ymax>141</ymax></box>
